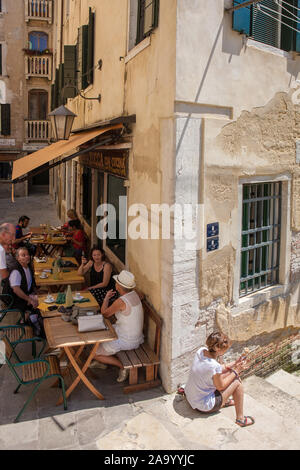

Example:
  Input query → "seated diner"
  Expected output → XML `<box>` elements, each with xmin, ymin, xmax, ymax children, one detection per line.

<box><xmin>65</xmin><ymin>219</ymin><xmax>86</xmax><ymax>262</ymax></box>
<box><xmin>60</xmin><ymin>209</ymin><xmax>80</xmax><ymax>232</ymax></box>
<box><xmin>90</xmin><ymin>270</ymin><xmax>144</xmax><ymax>382</ymax></box>
<box><xmin>77</xmin><ymin>246</ymin><xmax>115</xmax><ymax>306</ymax></box>
<box><xmin>2</xmin><ymin>246</ymin><xmax>39</xmax><ymax>313</ymax></box>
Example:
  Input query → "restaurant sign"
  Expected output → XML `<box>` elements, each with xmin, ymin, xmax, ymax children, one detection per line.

<box><xmin>80</xmin><ymin>150</ymin><xmax>128</xmax><ymax>179</ymax></box>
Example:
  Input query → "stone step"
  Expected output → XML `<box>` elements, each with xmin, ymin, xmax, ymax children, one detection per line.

<box><xmin>244</xmin><ymin>375</ymin><xmax>300</xmax><ymax>425</ymax></box>
<box><xmin>181</xmin><ymin>404</ymin><xmax>266</xmax><ymax>450</ymax></box>
<box><xmin>220</xmin><ymin>392</ymin><xmax>300</xmax><ymax>450</ymax></box>
<box><xmin>265</xmin><ymin>369</ymin><xmax>300</xmax><ymax>400</ymax></box>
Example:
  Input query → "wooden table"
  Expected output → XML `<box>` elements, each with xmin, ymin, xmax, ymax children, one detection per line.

<box><xmin>31</xmin><ymin>237</ymin><xmax>67</xmax><ymax>257</ymax></box>
<box><xmin>38</xmin><ymin>291</ymin><xmax>99</xmax><ymax>318</ymax></box>
<box><xmin>30</xmin><ymin>226</ymin><xmax>61</xmax><ymax>235</ymax></box>
<box><xmin>44</xmin><ymin>316</ymin><xmax>117</xmax><ymax>403</ymax></box>
<box><xmin>35</xmin><ymin>270</ymin><xmax>85</xmax><ymax>292</ymax></box>
<box><xmin>34</xmin><ymin>257</ymin><xmax>79</xmax><ymax>272</ymax></box>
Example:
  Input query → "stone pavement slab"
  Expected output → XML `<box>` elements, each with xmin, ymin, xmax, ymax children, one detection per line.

<box><xmin>96</xmin><ymin>412</ymin><xmax>185</xmax><ymax>451</ymax></box>
<box><xmin>0</xmin><ymin>194</ymin><xmax>61</xmax><ymax>227</ymax></box>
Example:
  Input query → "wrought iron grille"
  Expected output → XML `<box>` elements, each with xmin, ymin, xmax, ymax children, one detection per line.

<box><xmin>240</xmin><ymin>182</ymin><xmax>281</xmax><ymax>297</ymax></box>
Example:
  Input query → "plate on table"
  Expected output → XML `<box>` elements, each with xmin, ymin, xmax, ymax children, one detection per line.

<box><xmin>73</xmin><ymin>295</ymin><xmax>84</xmax><ymax>301</ymax></box>
<box><xmin>44</xmin><ymin>298</ymin><xmax>55</xmax><ymax>304</ymax></box>
<box><xmin>39</xmin><ymin>274</ymin><xmax>49</xmax><ymax>280</ymax></box>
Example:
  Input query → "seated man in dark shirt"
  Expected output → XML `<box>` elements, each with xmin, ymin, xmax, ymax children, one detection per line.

<box><xmin>13</xmin><ymin>216</ymin><xmax>36</xmax><ymax>256</ymax></box>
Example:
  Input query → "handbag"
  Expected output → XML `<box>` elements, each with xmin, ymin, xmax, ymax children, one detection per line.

<box><xmin>77</xmin><ymin>314</ymin><xmax>107</xmax><ymax>332</ymax></box>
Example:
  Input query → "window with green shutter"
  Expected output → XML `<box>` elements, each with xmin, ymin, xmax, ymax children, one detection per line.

<box><xmin>87</xmin><ymin>8</ymin><xmax>95</xmax><ymax>86</ymax></box>
<box><xmin>77</xmin><ymin>25</ymin><xmax>89</xmax><ymax>91</ymax></box>
<box><xmin>64</xmin><ymin>45</ymin><xmax>77</xmax><ymax>98</ymax></box>
<box><xmin>232</xmin><ymin>0</ymin><xmax>300</xmax><ymax>52</ymax></box>
<box><xmin>136</xmin><ymin>0</ymin><xmax>159</xmax><ymax>45</ymax></box>
<box><xmin>58</xmin><ymin>63</ymin><xmax>65</xmax><ymax>105</ymax></box>
<box><xmin>0</xmin><ymin>104</ymin><xmax>10</xmax><ymax>136</ymax></box>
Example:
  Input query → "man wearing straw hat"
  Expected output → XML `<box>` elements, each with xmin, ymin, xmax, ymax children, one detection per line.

<box><xmin>90</xmin><ymin>270</ymin><xmax>144</xmax><ymax>383</ymax></box>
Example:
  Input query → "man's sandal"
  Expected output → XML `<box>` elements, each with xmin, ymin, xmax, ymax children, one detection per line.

<box><xmin>235</xmin><ymin>416</ymin><xmax>255</xmax><ymax>427</ymax></box>
<box><xmin>224</xmin><ymin>399</ymin><xmax>235</xmax><ymax>407</ymax></box>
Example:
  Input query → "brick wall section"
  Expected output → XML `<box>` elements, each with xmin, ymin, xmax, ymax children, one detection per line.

<box><xmin>240</xmin><ymin>333</ymin><xmax>300</xmax><ymax>379</ymax></box>
<box><xmin>291</xmin><ymin>232</ymin><xmax>300</xmax><ymax>282</ymax></box>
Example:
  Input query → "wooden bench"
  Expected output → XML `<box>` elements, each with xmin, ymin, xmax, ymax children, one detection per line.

<box><xmin>116</xmin><ymin>296</ymin><xmax>162</xmax><ymax>394</ymax></box>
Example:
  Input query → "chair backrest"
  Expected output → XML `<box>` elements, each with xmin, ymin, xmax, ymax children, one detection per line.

<box><xmin>0</xmin><ymin>294</ymin><xmax>14</xmax><ymax>310</ymax></box>
<box><xmin>0</xmin><ymin>333</ymin><xmax>22</xmax><ymax>383</ymax></box>
<box><xmin>142</xmin><ymin>299</ymin><xmax>162</xmax><ymax>356</ymax></box>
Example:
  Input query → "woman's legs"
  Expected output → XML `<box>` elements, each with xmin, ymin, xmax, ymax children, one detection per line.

<box><xmin>93</xmin><ymin>353</ymin><xmax>123</xmax><ymax>369</ymax></box>
<box><xmin>220</xmin><ymin>378</ymin><xmax>244</xmax><ymax>421</ymax></box>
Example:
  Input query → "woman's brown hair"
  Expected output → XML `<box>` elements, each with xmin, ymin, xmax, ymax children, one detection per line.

<box><xmin>90</xmin><ymin>246</ymin><xmax>106</xmax><ymax>262</ymax></box>
<box><xmin>206</xmin><ymin>331</ymin><xmax>230</xmax><ymax>353</ymax></box>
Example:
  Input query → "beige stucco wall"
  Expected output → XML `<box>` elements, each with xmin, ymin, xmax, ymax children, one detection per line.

<box><xmin>57</xmin><ymin>0</ymin><xmax>177</xmax><ymax>314</ymax></box>
<box><xmin>51</xmin><ymin>0</ymin><xmax>300</xmax><ymax>393</ymax></box>
<box><xmin>159</xmin><ymin>0</ymin><xmax>300</xmax><ymax>392</ymax></box>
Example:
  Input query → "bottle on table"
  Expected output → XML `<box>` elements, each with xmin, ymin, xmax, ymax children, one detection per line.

<box><xmin>53</xmin><ymin>257</ymin><xmax>59</xmax><ymax>280</ymax></box>
<box><xmin>65</xmin><ymin>284</ymin><xmax>73</xmax><ymax>308</ymax></box>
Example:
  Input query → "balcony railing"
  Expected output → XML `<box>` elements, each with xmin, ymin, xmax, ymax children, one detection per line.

<box><xmin>25</xmin><ymin>0</ymin><xmax>53</xmax><ymax>23</ymax></box>
<box><xmin>25</xmin><ymin>55</ymin><xmax>52</xmax><ymax>80</ymax></box>
<box><xmin>25</xmin><ymin>120</ymin><xmax>51</xmax><ymax>142</ymax></box>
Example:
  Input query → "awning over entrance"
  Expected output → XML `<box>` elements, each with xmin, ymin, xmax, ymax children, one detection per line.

<box><xmin>12</xmin><ymin>124</ymin><xmax>123</xmax><ymax>183</ymax></box>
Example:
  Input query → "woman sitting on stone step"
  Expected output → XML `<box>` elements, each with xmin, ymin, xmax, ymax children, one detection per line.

<box><xmin>184</xmin><ymin>331</ymin><xmax>255</xmax><ymax>427</ymax></box>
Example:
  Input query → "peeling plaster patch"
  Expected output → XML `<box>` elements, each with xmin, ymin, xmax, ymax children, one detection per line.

<box><xmin>217</xmin><ymin>93</ymin><xmax>296</xmax><ymax>164</ymax></box>
<box><xmin>291</xmin><ymin>232</ymin><xmax>300</xmax><ymax>282</ymax></box>
<box><xmin>292</xmin><ymin>175</ymin><xmax>300</xmax><ymax>231</ymax></box>
<box><xmin>201</xmin><ymin>245</ymin><xmax>235</xmax><ymax>308</ymax></box>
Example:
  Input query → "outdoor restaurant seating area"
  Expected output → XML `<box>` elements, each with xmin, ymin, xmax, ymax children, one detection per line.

<box><xmin>0</xmin><ymin>220</ymin><xmax>161</xmax><ymax>424</ymax></box>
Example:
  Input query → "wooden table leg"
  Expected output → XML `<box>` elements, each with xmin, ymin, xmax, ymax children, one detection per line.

<box><xmin>56</xmin><ymin>343</ymin><xmax>104</xmax><ymax>405</ymax></box>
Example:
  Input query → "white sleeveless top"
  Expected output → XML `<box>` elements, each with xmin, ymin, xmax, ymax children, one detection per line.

<box><xmin>115</xmin><ymin>291</ymin><xmax>144</xmax><ymax>344</ymax></box>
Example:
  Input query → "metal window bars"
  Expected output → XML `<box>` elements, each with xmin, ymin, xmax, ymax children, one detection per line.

<box><xmin>240</xmin><ymin>182</ymin><xmax>281</xmax><ymax>297</ymax></box>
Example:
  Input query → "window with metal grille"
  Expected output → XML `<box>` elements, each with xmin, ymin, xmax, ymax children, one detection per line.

<box><xmin>240</xmin><ymin>182</ymin><xmax>281</xmax><ymax>297</ymax></box>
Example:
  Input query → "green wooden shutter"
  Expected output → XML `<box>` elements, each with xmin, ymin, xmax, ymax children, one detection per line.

<box><xmin>143</xmin><ymin>0</ymin><xmax>159</xmax><ymax>36</ymax></box>
<box><xmin>64</xmin><ymin>45</ymin><xmax>77</xmax><ymax>98</ymax></box>
<box><xmin>87</xmin><ymin>8</ymin><xmax>95</xmax><ymax>85</ymax></box>
<box><xmin>77</xmin><ymin>25</ymin><xmax>89</xmax><ymax>90</ymax></box>
<box><xmin>280</xmin><ymin>0</ymin><xmax>297</xmax><ymax>52</ymax></box>
<box><xmin>296</xmin><ymin>0</ymin><xmax>300</xmax><ymax>52</ymax></box>
<box><xmin>232</xmin><ymin>0</ymin><xmax>251</xmax><ymax>35</ymax></box>
<box><xmin>54</xmin><ymin>68</ymin><xmax>59</xmax><ymax>108</ymax></box>
<box><xmin>136</xmin><ymin>0</ymin><xmax>159</xmax><ymax>44</ymax></box>
<box><xmin>1</xmin><ymin>104</ymin><xmax>11</xmax><ymax>135</ymax></box>
<box><xmin>58</xmin><ymin>63</ymin><xmax>65</xmax><ymax>105</ymax></box>
<box><xmin>51</xmin><ymin>83</ymin><xmax>55</xmax><ymax>110</ymax></box>
<box><xmin>252</xmin><ymin>0</ymin><xmax>279</xmax><ymax>48</ymax></box>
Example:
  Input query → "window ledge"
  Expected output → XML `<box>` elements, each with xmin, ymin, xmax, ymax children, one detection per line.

<box><xmin>246</xmin><ymin>38</ymin><xmax>292</xmax><ymax>60</ymax></box>
<box><xmin>231</xmin><ymin>284</ymin><xmax>288</xmax><ymax>314</ymax></box>
<box><xmin>125</xmin><ymin>36</ymin><xmax>151</xmax><ymax>64</ymax></box>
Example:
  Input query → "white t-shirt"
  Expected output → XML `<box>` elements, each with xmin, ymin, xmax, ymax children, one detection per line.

<box><xmin>0</xmin><ymin>244</ymin><xmax>7</xmax><ymax>270</ymax></box>
<box><xmin>185</xmin><ymin>347</ymin><xmax>223</xmax><ymax>412</ymax></box>
<box><xmin>9</xmin><ymin>267</ymin><xmax>32</xmax><ymax>291</ymax></box>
